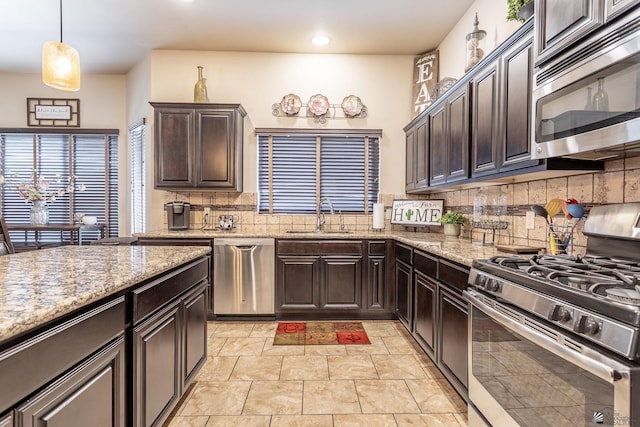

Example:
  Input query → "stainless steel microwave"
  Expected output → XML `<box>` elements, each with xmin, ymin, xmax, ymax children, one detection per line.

<box><xmin>532</xmin><ymin>8</ymin><xmax>640</xmax><ymax>160</ymax></box>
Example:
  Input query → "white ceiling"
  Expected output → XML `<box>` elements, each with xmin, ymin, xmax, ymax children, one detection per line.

<box><xmin>0</xmin><ymin>0</ymin><xmax>474</xmax><ymax>75</ymax></box>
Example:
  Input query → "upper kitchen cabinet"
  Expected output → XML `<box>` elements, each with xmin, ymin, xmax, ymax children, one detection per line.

<box><xmin>151</xmin><ymin>103</ymin><xmax>246</xmax><ymax>191</ymax></box>
<box><xmin>405</xmin><ymin>116</ymin><xmax>428</xmax><ymax>191</ymax></box>
<box><xmin>472</xmin><ymin>32</ymin><xmax>538</xmax><ymax>177</ymax></box>
<box><xmin>535</xmin><ymin>0</ymin><xmax>603</xmax><ymax>65</ymax></box>
<box><xmin>535</xmin><ymin>0</ymin><xmax>639</xmax><ymax>65</ymax></box>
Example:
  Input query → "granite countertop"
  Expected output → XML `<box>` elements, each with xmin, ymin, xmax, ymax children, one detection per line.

<box><xmin>137</xmin><ymin>228</ymin><xmax>515</xmax><ymax>267</ymax></box>
<box><xmin>0</xmin><ymin>245</ymin><xmax>211</xmax><ymax>346</ymax></box>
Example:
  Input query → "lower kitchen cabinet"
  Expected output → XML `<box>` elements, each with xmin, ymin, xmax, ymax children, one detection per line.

<box><xmin>133</xmin><ymin>280</ymin><xmax>208</xmax><ymax>427</ymax></box>
<box><xmin>413</xmin><ymin>271</ymin><xmax>437</xmax><ymax>359</ymax></box>
<box><xmin>438</xmin><ymin>286</ymin><xmax>468</xmax><ymax>393</ymax></box>
<box><xmin>136</xmin><ymin>238</ymin><xmax>214</xmax><ymax>318</ymax></box>
<box><xmin>276</xmin><ymin>239</ymin><xmax>393</xmax><ymax>319</ymax></box>
<box><xmin>15</xmin><ymin>337</ymin><xmax>125</xmax><ymax>427</ymax></box>
<box><xmin>394</xmin><ymin>243</ymin><xmax>413</xmax><ymax>330</ymax></box>
<box><xmin>395</xmin><ymin>245</ymin><xmax>469</xmax><ymax>400</ymax></box>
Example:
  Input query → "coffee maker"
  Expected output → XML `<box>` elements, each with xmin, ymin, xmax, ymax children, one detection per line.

<box><xmin>165</xmin><ymin>201</ymin><xmax>191</xmax><ymax>230</ymax></box>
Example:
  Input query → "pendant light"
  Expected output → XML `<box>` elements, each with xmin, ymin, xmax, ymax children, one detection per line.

<box><xmin>42</xmin><ymin>0</ymin><xmax>80</xmax><ymax>91</ymax></box>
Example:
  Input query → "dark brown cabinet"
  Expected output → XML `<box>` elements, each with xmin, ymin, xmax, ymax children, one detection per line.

<box><xmin>15</xmin><ymin>337</ymin><xmax>125</xmax><ymax>427</ymax></box>
<box><xmin>395</xmin><ymin>244</ymin><xmax>469</xmax><ymax>400</ymax></box>
<box><xmin>405</xmin><ymin>117</ymin><xmax>428</xmax><ymax>191</ymax></box>
<box><xmin>535</xmin><ymin>0</ymin><xmax>602</xmax><ymax>65</ymax></box>
<box><xmin>394</xmin><ymin>243</ymin><xmax>413</xmax><ymax>330</ymax></box>
<box><xmin>431</xmin><ymin>85</ymin><xmax>470</xmax><ymax>186</ymax></box>
<box><xmin>151</xmin><ymin>103</ymin><xmax>246</xmax><ymax>191</ymax></box>
<box><xmin>0</xmin><ymin>413</ymin><xmax>11</xmax><ymax>427</ymax></box>
<box><xmin>136</xmin><ymin>238</ymin><xmax>214</xmax><ymax>317</ymax></box>
<box><xmin>276</xmin><ymin>239</ymin><xmax>393</xmax><ymax>319</ymax></box>
<box><xmin>472</xmin><ymin>33</ymin><xmax>538</xmax><ymax>177</ymax></box>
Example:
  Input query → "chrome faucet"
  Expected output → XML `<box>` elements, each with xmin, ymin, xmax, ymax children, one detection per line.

<box><xmin>316</xmin><ymin>198</ymin><xmax>334</xmax><ymax>231</ymax></box>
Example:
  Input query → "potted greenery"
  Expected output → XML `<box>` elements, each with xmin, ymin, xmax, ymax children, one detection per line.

<box><xmin>439</xmin><ymin>211</ymin><xmax>469</xmax><ymax>237</ymax></box>
<box><xmin>507</xmin><ymin>0</ymin><xmax>534</xmax><ymax>22</ymax></box>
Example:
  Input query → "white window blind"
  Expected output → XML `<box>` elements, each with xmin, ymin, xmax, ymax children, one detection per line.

<box><xmin>257</xmin><ymin>130</ymin><xmax>380</xmax><ymax>214</ymax></box>
<box><xmin>129</xmin><ymin>119</ymin><xmax>146</xmax><ymax>234</ymax></box>
<box><xmin>0</xmin><ymin>131</ymin><xmax>119</xmax><ymax>244</ymax></box>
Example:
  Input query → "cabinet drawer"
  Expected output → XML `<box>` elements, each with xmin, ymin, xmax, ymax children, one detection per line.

<box><xmin>0</xmin><ymin>297</ymin><xmax>126</xmax><ymax>414</ymax></box>
<box><xmin>368</xmin><ymin>240</ymin><xmax>386</xmax><ymax>255</ymax></box>
<box><xmin>132</xmin><ymin>257</ymin><xmax>209</xmax><ymax>324</ymax></box>
<box><xmin>395</xmin><ymin>243</ymin><xmax>413</xmax><ymax>265</ymax></box>
<box><xmin>438</xmin><ymin>259</ymin><xmax>470</xmax><ymax>293</ymax></box>
<box><xmin>414</xmin><ymin>250</ymin><xmax>437</xmax><ymax>279</ymax></box>
<box><xmin>277</xmin><ymin>240</ymin><xmax>363</xmax><ymax>255</ymax></box>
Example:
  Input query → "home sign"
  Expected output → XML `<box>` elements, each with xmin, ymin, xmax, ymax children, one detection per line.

<box><xmin>391</xmin><ymin>199</ymin><xmax>444</xmax><ymax>227</ymax></box>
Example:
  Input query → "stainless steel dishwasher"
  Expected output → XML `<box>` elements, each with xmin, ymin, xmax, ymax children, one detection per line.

<box><xmin>213</xmin><ymin>238</ymin><xmax>275</xmax><ymax>316</ymax></box>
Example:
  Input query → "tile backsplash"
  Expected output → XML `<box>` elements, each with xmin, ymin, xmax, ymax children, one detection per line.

<box><xmin>162</xmin><ymin>157</ymin><xmax>640</xmax><ymax>256</ymax></box>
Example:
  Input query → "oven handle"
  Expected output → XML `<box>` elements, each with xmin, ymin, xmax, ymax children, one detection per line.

<box><xmin>464</xmin><ymin>289</ymin><xmax>626</xmax><ymax>384</ymax></box>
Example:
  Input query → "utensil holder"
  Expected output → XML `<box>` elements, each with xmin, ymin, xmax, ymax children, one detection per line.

<box><xmin>548</xmin><ymin>218</ymin><xmax>582</xmax><ymax>255</ymax></box>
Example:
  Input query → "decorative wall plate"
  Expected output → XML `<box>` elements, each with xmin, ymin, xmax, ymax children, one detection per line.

<box><xmin>280</xmin><ymin>94</ymin><xmax>302</xmax><ymax>115</ymax></box>
<box><xmin>341</xmin><ymin>95</ymin><xmax>363</xmax><ymax>117</ymax></box>
<box><xmin>307</xmin><ymin>94</ymin><xmax>329</xmax><ymax>116</ymax></box>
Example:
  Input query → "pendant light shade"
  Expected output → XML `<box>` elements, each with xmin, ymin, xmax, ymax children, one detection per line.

<box><xmin>42</xmin><ymin>0</ymin><xmax>80</xmax><ymax>91</ymax></box>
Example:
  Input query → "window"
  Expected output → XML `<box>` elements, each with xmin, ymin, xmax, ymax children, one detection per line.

<box><xmin>0</xmin><ymin>130</ymin><xmax>119</xmax><ymax>244</ymax></box>
<box><xmin>257</xmin><ymin>129</ymin><xmax>380</xmax><ymax>214</ymax></box>
<box><xmin>129</xmin><ymin>119</ymin><xmax>146</xmax><ymax>234</ymax></box>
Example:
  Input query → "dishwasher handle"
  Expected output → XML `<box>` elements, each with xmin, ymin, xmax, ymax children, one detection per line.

<box><xmin>233</xmin><ymin>245</ymin><xmax>256</xmax><ymax>250</ymax></box>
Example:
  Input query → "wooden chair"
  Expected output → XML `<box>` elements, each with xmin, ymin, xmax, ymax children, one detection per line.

<box><xmin>0</xmin><ymin>217</ymin><xmax>15</xmax><ymax>254</ymax></box>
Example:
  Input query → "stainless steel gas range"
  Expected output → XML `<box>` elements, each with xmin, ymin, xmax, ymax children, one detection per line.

<box><xmin>465</xmin><ymin>203</ymin><xmax>640</xmax><ymax>427</ymax></box>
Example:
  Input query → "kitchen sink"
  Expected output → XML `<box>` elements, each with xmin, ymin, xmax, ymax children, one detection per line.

<box><xmin>285</xmin><ymin>230</ymin><xmax>353</xmax><ymax>234</ymax></box>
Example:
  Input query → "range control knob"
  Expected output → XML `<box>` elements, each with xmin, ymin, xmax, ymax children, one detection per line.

<box><xmin>475</xmin><ymin>275</ymin><xmax>486</xmax><ymax>287</ymax></box>
<box><xmin>551</xmin><ymin>306</ymin><xmax>572</xmax><ymax>322</ymax></box>
<box><xmin>486</xmin><ymin>279</ymin><xmax>501</xmax><ymax>293</ymax></box>
<box><xmin>583</xmin><ymin>317</ymin><xmax>600</xmax><ymax>335</ymax></box>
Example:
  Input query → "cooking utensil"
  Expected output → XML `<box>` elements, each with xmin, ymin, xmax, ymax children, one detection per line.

<box><xmin>545</xmin><ymin>198</ymin><xmax>564</xmax><ymax>218</ymax></box>
<box><xmin>531</xmin><ymin>205</ymin><xmax>551</xmax><ymax>226</ymax></box>
<box><xmin>566</xmin><ymin>203</ymin><xmax>585</xmax><ymax>220</ymax></box>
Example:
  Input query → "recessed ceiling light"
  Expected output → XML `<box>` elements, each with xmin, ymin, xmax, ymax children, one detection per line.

<box><xmin>312</xmin><ymin>35</ymin><xmax>330</xmax><ymax>47</ymax></box>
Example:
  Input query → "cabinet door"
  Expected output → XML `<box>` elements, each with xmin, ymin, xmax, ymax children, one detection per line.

<box><xmin>438</xmin><ymin>286</ymin><xmax>468</xmax><ymax>393</ymax></box>
<box><xmin>195</xmin><ymin>109</ymin><xmax>241</xmax><ymax>190</ymax></box>
<box><xmin>535</xmin><ymin>0</ymin><xmax>602</xmax><ymax>64</ymax></box>
<box><xmin>183</xmin><ymin>284</ymin><xmax>208</xmax><ymax>388</ymax></box>
<box><xmin>471</xmin><ymin>61</ymin><xmax>499</xmax><ymax>177</ymax></box>
<box><xmin>154</xmin><ymin>107</ymin><xmax>195</xmax><ymax>188</ymax></box>
<box><xmin>0</xmin><ymin>413</ymin><xmax>11</xmax><ymax>427</ymax></box>
<box><xmin>276</xmin><ymin>255</ymin><xmax>321</xmax><ymax>312</ymax></box>
<box><xmin>405</xmin><ymin>127</ymin><xmax>416</xmax><ymax>191</ymax></box>
<box><xmin>605</xmin><ymin>0</ymin><xmax>638</xmax><ymax>21</ymax></box>
<box><xmin>322</xmin><ymin>256</ymin><xmax>363</xmax><ymax>311</ymax></box>
<box><xmin>428</xmin><ymin>104</ymin><xmax>447</xmax><ymax>186</ymax></box>
<box><xmin>395</xmin><ymin>260</ymin><xmax>413</xmax><ymax>331</ymax></box>
<box><xmin>500</xmin><ymin>34</ymin><xmax>539</xmax><ymax>172</ymax></box>
<box><xmin>16</xmin><ymin>337</ymin><xmax>125</xmax><ymax>427</ymax></box>
<box><xmin>134</xmin><ymin>304</ymin><xmax>181</xmax><ymax>427</ymax></box>
<box><xmin>415</xmin><ymin>119</ymin><xmax>429</xmax><ymax>189</ymax></box>
<box><xmin>367</xmin><ymin>255</ymin><xmax>386</xmax><ymax>311</ymax></box>
<box><xmin>413</xmin><ymin>272</ymin><xmax>437</xmax><ymax>358</ymax></box>
<box><xmin>447</xmin><ymin>86</ymin><xmax>469</xmax><ymax>183</ymax></box>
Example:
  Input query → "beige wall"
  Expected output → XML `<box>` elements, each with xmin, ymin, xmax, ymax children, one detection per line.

<box><xmin>0</xmin><ymin>72</ymin><xmax>130</xmax><ymax>233</ymax></box>
<box><xmin>147</xmin><ymin>51</ymin><xmax>415</xmax><ymax>230</ymax></box>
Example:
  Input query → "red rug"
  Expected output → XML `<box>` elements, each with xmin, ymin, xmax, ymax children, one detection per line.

<box><xmin>273</xmin><ymin>321</ymin><xmax>370</xmax><ymax>345</ymax></box>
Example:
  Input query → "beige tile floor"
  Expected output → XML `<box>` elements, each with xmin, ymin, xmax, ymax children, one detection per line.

<box><xmin>163</xmin><ymin>320</ymin><xmax>468</xmax><ymax>427</ymax></box>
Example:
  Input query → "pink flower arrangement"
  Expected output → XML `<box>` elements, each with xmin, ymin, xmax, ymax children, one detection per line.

<box><xmin>13</xmin><ymin>173</ymin><xmax>85</xmax><ymax>203</ymax></box>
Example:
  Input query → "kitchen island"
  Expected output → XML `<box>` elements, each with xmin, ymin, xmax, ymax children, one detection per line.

<box><xmin>0</xmin><ymin>245</ymin><xmax>211</xmax><ymax>427</ymax></box>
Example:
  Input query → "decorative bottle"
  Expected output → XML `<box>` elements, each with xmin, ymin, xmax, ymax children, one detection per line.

<box><xmin>30</xmin><ymin>201</ymin><xmax>49</xmax><ymax>225</ymax></box>
<box><xmin>194</xmin><ymin>66</ymin><xmax>209</xmax><ymax>103</ymax></box>
<box><xmin>592</xmin><ymin>77</ymin><xmax>609</xmax><ymax>112</ymax></box>
<box><xmin>584</xmin><ymin>87</ymin><xmax>593</xmax><ymax>110</ymax></box>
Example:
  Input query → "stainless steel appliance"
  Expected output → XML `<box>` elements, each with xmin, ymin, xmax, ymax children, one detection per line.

<box><xmin>465</xmin><ymin>203</ymin><xmax>640</xmax><ymax>426</ymax></box>
<box><xmin>213</xmin><ymin>238</ymin><xmax>275</xmax><ymax>317</ymax></box>
<box><xmin>532</xmin><ymin>7</ymin><xmax>640</xmax><ymax>160</ymax></box>
<box><xmin>166</xmin><ymin>201</ymin><xmax>191</xmax><ymax>230</ymax></box>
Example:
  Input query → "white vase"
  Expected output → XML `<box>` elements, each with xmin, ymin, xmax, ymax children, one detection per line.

<box><xmin>30</xmin><ymin>201</ymin><xmax>49</xmax><ymax>225</ymax></box>
<box><xmin>443</xmin><ymin>223</ymin><xmax>461</xmax><ymax>237</ymax></box>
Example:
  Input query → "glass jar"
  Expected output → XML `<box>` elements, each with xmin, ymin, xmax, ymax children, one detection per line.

<box><xmin>30</xmin><ymin>201</ymin><xmax>49</xmax><ymax>225</ymax></box>
<box><xmin>465</xmin><ymin>13</ymin><xmax>487</xmax><ymax>72</ymax></box>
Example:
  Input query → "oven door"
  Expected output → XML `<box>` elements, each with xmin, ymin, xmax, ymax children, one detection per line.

<box><xmin>464</xmin><ymin>289</ymin><xmax>638</xmax><ymax>427</ymax></box>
